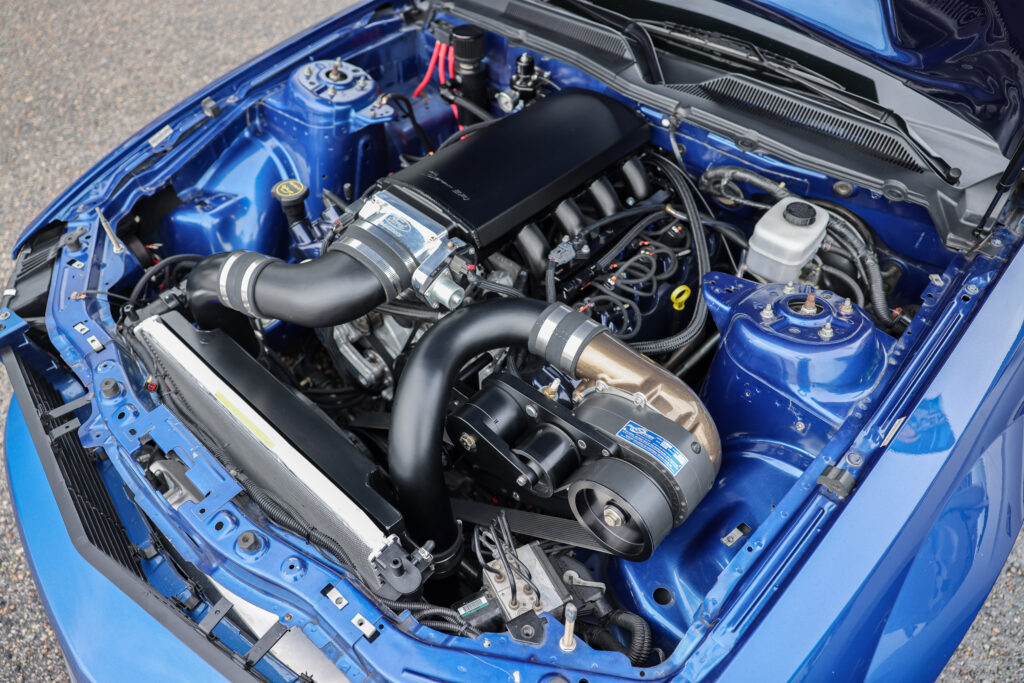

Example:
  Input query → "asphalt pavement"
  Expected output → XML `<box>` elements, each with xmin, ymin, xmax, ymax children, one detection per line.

<box><xmin>0</xmin><ymin>1</ymin><xmax>1019</xmax><ymax>681</ymax></box>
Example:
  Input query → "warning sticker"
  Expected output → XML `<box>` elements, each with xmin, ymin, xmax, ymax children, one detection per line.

<box><xmin>616</xmin><ymin>421</ymin><xmax>688</xmax><ymax>475</ymax></box>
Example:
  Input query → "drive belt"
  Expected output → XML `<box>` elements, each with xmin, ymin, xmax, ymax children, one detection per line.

<box><xmin>451</xmin><ymin>499</ymin><xmax>607</xmax><ymax>553</ymax></box>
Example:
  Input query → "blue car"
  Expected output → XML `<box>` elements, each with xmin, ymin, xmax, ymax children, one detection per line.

<box><xmin>5</xmin><ymin>0</ymin><xmax>1024</xmax><ymax>680</ymax></box>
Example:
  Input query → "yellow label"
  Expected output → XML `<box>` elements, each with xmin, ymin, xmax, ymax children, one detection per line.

<box><xmin>213</xmin><ymin>391</ymin><xmax>275</xmax><ymax>449</ymax></box>
<box><xmin>272</xmin><ymin>179</ymin><xmax>306</xmax><ymax>198</ymax></box>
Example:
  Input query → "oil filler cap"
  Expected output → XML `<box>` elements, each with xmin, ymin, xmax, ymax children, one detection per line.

<box><xmin>271</xmin><ymin>179</ymin><xmax>309</xmax><ymax>205</ymax></box>
<box><xmin>783</xmin><ymin>201</ymin><xmax>817</xmax><ymax>227</ymax></box>
<box><xmin>271</xmin><ymin>179</ymin><xmax>310</xmax><ymax>225</ymax></box>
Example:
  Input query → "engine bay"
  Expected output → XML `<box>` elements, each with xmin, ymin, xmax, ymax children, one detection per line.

<box><xmin>9</xmin><ymin>4</ymin><xmax>1015</xmax><ymax>675</ymax></box>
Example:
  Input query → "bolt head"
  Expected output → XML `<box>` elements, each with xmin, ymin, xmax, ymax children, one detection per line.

<box><xmin>833</xmin><ymin>180</ymin><xmax>854</xmax><ymax>197</ymax></box>
<box><xmin>458</xmin><ymin>433</ymin><xmax>477</xmax><ymax>451</ymax></box>
<box><xmin>0</xmin><ymin>311</ymin><xmax>10</xmax><ymax>320</ymax></box>
<box><xmin>602</xmin><ymin>504</ymin><xmax>626</xmax><ymax>527</ymax></box>
<box><xmin>524</xmin><ymin>404</ymin><xmax>539</xmax><ymax>418</ymax></box>
<box><xmin>965</xmin><ymin>284</ymin><xmax>979</xmax><ymax>295</ymax></box>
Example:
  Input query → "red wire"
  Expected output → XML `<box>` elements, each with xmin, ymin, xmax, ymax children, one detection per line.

<box><xmin>411</xmin><ymin>42</ymin><xmax>441</xmax><ymax>99</ymax></box>
<box><xmin>439</xmin><ymin>43</ymin><xmax>462</xmax><ymax>128</ymax></box>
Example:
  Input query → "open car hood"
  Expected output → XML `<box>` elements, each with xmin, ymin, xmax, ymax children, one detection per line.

<box><xmin>724</xmin><ymin>0</ymin><xmax>1024</xmax><ymax>156</ymax></box>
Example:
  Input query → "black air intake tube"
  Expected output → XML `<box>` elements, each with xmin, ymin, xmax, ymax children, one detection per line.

<box><xmin>184</xmin><ymin>90</ymin><xmax>648</xmax><ymax>333</ymax></box>
<box><xmin>187</xmin><ymin>249</ymin><xmax>386</xmax><ymax>330</ymax></box>
<box><xmin>389</xmin><ymin>298</ymin><xmax>548</xmax><ymax>572</ymax></box>
<box><xmin>390</xmin><ymin>299</ymin><xmax>720</xmax><ymax>574</ymax></box>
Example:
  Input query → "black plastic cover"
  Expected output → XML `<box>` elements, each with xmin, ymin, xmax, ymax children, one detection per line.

<box><xmin>159</xmin><ymin>312</ymin><xmax>403</xmax><ymax>535</ymax></box>
<box><xmin>379</xmin><ymin>89</ymin><xmax>649</xmax><ymax>249</ymax></box>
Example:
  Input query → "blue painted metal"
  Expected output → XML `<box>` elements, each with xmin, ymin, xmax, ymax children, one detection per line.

<box><xmin>709</xmin><ymin>0</ymin><xmax>1024</xmax><ymax>155</ymax></box>
<box><xmin>4</xmin><ymin>396</ymin><xmax>229</xmax><ymax>682</ymax></box>
<box><xmin>4</xmin><ymin>1</ymin><xmax>1024</xmax><ymax>680</ymax></box>
<box><xmin>702</xmin><ymin>273</ymin><xmax>895</xmax><ymax>440</ymax></box>
<box><xmin>701</xmin><ymin>238</ymin><xmax>1024</xmax><ymax>681</ymax></box>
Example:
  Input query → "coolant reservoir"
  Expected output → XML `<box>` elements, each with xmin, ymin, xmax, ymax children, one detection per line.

<box><xmin>745</xmin><ymin>197</ymin><xmax>828</xmax><ymax>282</ymax></box>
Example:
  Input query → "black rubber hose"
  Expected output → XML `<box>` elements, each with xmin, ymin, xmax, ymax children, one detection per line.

<box><xmin>389</xmin><ymin>298</ymin><xmax>547</xmax><ymax>560</ymax></box>
<box><xmin>439</xmin><ymin>88</ymin><xmax>495</xmax><ymax>122</ymax></box>
<box><xmin>608</xmin><ymin>609</ymin><xmax>653</xmax><ymax>666</ymax></box>
<box><xmin>127</xmin><ymin>253</ymin><xmax>203</xmax><ymax>309</ymax></box>
<box><xmin>819</xmin><ymin>263</ymin><xmax>865</xmax><ymax>307</ymax></box>
<box><xmin>187</xmin><ymin>250</ymin><xmax>387</xmax><ymax>329</ymax></box>
<box><xmin>577</xmin><ymin>622</ymin><xmax>630</xmax><ymax>656</ymax></box>
<box><xmin>629</xmin><ymin>157</ymin><xmax>710</xmax><ymax>355</ymax></box>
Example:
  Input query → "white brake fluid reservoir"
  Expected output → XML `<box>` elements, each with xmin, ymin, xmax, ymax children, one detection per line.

<box><xmin>745</xmin><ymin>197</ymin><xmax>829</xmax><ymax>283</ymax></box>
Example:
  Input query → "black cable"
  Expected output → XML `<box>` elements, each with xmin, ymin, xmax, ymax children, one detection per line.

<box><xmin>76</xmin><ymin>289</ymin><xmax>132</xmax><ymax>303</ymax></box>
<box><xmin>607</xmin><ymin>610</ymin><xmax>653</xmax><ymax>666</ymax></box>
<box><xmin>467</xmin><ymin>270</ymin><xmax>525</xmax><ymax>298</ymax></box>
<box><xmin>437</xmin><ymin>118</ymin><xmax>499</xmax><ymax>150</ymax></box>
<box><xmin>381</xmin><ymin>92</ymin><xmax>435</xmax><ymax>152</ymax></box>
<box><xmin>439</xmin><ymin>87</ymin><xmax>495</xmax><ymax>122</ymax></box>
<box><xmin>377</xmin><ymin>301</ymin><xmax>445</xmax><ymax>322</ymax></box>
<box><xmin>818</xmin><ymin>262</ymin><xmax>865</xmax><ymax>307</ymax></box>
<box><xmin>629</xmin><ymin>157</ymin><xmax>711</xmax><ymax>355</ymax></box>
<box><xmin>127</xmin><ymin>254</ymin><xmax>204</xmax><ymax>309</ymax></box>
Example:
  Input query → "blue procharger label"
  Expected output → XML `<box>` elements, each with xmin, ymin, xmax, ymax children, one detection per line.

<box><xmin>616</xmin><ymin>421</ymin><xmax>688</xmax><ymax>475</ymax></box>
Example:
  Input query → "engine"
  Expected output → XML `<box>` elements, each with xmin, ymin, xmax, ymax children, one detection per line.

<box><xmin>111</xmin><ymin>18</ymin><xmax>942</xmax><ymax>666</ymax></box>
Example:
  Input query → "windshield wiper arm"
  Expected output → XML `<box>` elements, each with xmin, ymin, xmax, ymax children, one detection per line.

<box><xmin>542</xmin><ymin>0</ymin><xmax>664</xmax><ymax>83</ymax></box>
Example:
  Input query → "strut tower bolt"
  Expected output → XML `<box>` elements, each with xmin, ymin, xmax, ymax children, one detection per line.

<box><xmin>603</xmin><ymin>504</ymin><xmax>626</xmax><ymax>527</ymax></box>
<box><xmin>818</xmin><ymin>322</ymin><xmax>835</xmax><ymax>340</ymax></box>
<box><xmin>839</xmin><ymin>297</ymin><xmax>854</xmax><ymax>316</ymax></box>
<box><xmin>238</xmin><ymin>531</ymin><xmax>261</xmax><ymax>553</ymax></box>
<box><xmin>560</xmin><ymin>603</ymin><xmax>578</xmax><ymax>652</ymax></box>
<box><xmin>783</xmin><ymin>281</ymin><xmax>797</xmax><ymax>294</ymax></box>
<box><xmin>328</xmin><ymin>58</ymin><xmax>342</xmax><ymax>80</ymax></box>
<box><xmin>799</xmin><ymin>290</ymin><xmax>818</xmax><ymax>315</ymax></box>
<box><xmin>760</xmin><ymin>303</ymin><xmax>775</xmax><ymax>321</ymax></box>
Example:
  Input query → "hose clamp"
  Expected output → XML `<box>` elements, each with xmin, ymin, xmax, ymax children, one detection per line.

<box><xmin>338</xmin><ymin>191</ymin><xmax>466</xmax><ymax>309</ymax></box>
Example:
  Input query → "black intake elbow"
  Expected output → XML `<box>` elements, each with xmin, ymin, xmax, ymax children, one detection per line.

<box><xmin>187</xmin><ymin>249</ymin><xmax>386</xmax><ymax>329</ymax></box>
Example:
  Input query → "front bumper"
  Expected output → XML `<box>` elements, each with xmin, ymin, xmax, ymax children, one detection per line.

<box><xmin>4</xmin><ymin>369</ymin><xmax>239</xmax><ymax>681</ymax></box>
